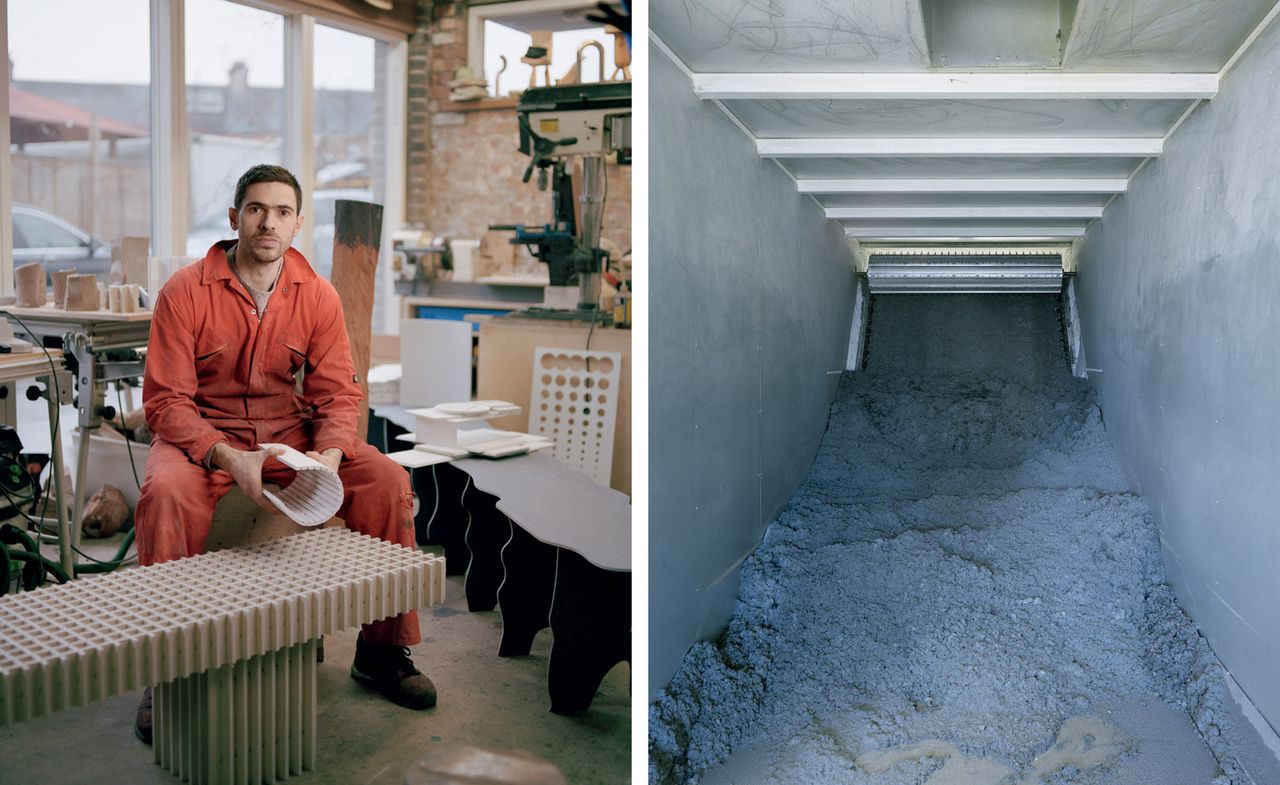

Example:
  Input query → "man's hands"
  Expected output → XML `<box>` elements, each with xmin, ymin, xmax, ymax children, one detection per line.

<box><xmin>211</xmin><ymin>443</ymin><xmax>284</xmax><ymax>511</ymax></box>
<box><xmin>305</xmin><ymin>448</ymin><xmax>342</xmax><ymax>474</ymax></box>
<box><xmin>211</xmin><ymin>444</ymin><xmax>343</xmax><ymax>511</ymax></box>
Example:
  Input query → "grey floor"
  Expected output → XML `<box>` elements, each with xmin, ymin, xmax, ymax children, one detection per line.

<box><xmin>4</xmin><ymin>392</ymin><xmax>630</xmax><ymax>784</ymax></box>
<box><xmin>650</xmin><ymin>295</ymin><xmax>1278</xmax><ymax>785</ymax></box>
<box><xmin>0</xmin><ymin>543</ymin><xmax>631</xmax><ymax>784</ymax></box>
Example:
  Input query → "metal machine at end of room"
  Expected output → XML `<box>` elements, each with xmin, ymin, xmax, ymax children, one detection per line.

<box><xmin>492</xmin><ymin>81</ymin><xmax>631</xmax><ymax>321</ymax></box>
<box><xmin>857</xmin><ymin>243</ymin><xmax>1075</xmax><ymax>294</ymax></box>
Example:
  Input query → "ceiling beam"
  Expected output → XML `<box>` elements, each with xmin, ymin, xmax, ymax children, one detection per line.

<box><xmin>693</xmin><ymin>72</ymin><xmax>1218</xmax><ymax>100</ymax></box>
<box><xmin>827</xmin><ymin>205</ymin><xmax>1105</xmax><ymax>220</ymax></box>
<box><xmin>797</xmin><ymin>178</ymin><xmax>1128</xmax><ymax>194</ymax></box>
<box><xmin>758</xmin><ymin>137</ymin><xmax>1162</xmax><ymax>157</ymax></box>
<box><xmin>843</xmin><ymin>225</ymin><xmax>1089</xmax><ymax>238</ymax></box>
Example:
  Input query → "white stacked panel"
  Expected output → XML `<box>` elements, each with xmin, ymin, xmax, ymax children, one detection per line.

<box><xmin>528</xmin><ymin>348</ymin><xmax>622</xmax><ymax>485</ymax></box>
<box><xmin>399</xmin><ymin>319</ymin><xmax>473</xmax><ymax>408</ymax></box>
<box><xmin>398</xmin><ymin>401</ymin><xmax>551</xmax><ymax>459</ymax></box>
<box><xmin>0</xmin><ymin>528</ymin><xmax>445</xmax><ymax>726</ymax></box>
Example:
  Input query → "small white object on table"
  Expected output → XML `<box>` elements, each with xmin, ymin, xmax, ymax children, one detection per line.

<box><xmin>388</xmin><ymin>400</ymin><xmax>553</xmax><ymax>462</ymax></box>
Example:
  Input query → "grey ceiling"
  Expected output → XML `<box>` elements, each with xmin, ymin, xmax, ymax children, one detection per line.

<box><xmin>653</xmin><ymin>0</ymin><xmax>1280</xmax><ymax>243</ymax></box>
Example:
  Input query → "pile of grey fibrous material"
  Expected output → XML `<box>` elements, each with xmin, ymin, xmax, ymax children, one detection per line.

<box><xmin>650</xmin><ymin>295</ymin><xmax>1248</xmax><ymax>785</ymax></box>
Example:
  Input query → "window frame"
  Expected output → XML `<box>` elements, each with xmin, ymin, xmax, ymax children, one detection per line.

<box><xmin>3</xmin><ymin>0</ymin><xmax>406</xmax><ymax>330</ymax></box>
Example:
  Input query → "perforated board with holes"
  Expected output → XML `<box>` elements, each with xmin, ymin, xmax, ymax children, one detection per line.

<box><xmin>529</xmin><ymin>347</ymin><xmax>622</xmax><ymax>485</ymax></box>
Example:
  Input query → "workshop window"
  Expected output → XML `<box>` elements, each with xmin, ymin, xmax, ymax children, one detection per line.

<box><xmin>7</xmin><ymin>0</ymin><xmax>153</xmax><ymax>272</ymax></box>
<box><xmin>469</xmin><ymin>2</ymin><xmax>620</xmax><ymax>98</ymax></box>
<box><xmin>4</xmin><ymin>1</ymin><xmax>406</xmax><ymax>291</ymax></box>
<box><xmin>311</xmin><ymin>24</ymin><xmax>384</xmax><ymax>280</ymax></box>
<box><xmin>184</xmin><ymin>0</ymin><xmax>285</xmax><ymax>257</ymax></box>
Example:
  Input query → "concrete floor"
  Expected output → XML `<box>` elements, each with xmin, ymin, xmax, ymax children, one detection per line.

<box><xmin>649</xmin><ymin>296</ymin><xmax>1276</xmax><ymax>785</ymax></box>
<box><xmin>4</xmin><ymin>391</ymin><xmax>630</xmax><ymax>784</ymax></box>
<box><xmin>0</xmin><ymin>542</ymin><xmax>632</xmax><ymax>785</ymax></box>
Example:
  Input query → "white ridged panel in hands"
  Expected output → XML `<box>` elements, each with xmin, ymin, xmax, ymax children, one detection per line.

<box><xmin>0</xmin><ymin>528</ymin><xmax>445</xmax><ymax>728</ymax></box>
<box><xmin>257</xmin><ymin>443</ymin><xmax>344</xmax><ymax>526</ymax></box>
<box><xmin>528</xmin><ymin>348</ymin><xmax>622</xmax><ymax>485</ymax></box>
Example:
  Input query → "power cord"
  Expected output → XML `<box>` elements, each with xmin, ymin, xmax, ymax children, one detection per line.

<box><xmin>0</xmin><ymin>309</ymin><xmax>64</xmax><ymax>460</ymax></box>
<box><xmin>0</xmin><ymin>309</ymin><xmax>138</xmax><ymax>576</ymax></box>
<box><xmin>115</xmin><ymin>382</ymin><xmax>144</xmax><ymax>491</ymax></box>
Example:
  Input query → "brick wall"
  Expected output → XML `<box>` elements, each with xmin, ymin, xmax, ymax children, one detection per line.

<box><xmin>406</xmin><ymin>0</ymin><xmax>632</xmax><ymax>267</ymax></box>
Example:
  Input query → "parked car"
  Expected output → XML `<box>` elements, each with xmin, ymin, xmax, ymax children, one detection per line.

<box><xmin>11</xmin><ymin>204</ymin><xmax>112</xmax><ymax>280</ymax></box>
<box><xmin>185</xmin><ymin>188</ymin><xmax>373</xmax><ymax>280</ymax></box>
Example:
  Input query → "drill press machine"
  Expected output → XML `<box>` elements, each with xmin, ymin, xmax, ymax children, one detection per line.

<box><xmin>492</xmin><ymin>80</ymin><xmax>631</xmax><ymax>320</ymax></box>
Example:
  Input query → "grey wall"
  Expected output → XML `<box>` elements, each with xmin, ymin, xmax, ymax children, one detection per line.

<box><xmin>1076</xmin><ymin>17</ymin><xmax>1280</xmax><ymax>734</ymax></box>
<box><xmin>650</xmin><ymin>44</ymin><xmax>856</xmax><ymax>698</ymax></box>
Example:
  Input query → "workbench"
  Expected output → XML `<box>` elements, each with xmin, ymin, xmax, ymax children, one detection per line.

<box><xmin>0</xmin><ymin>348</ymin><xmax>73</xmax><ymax>575</ymax></box>
<box><xmin>3</xmin><ymin>305</ymin><xmax>151</xmax><ymax>562</ymax></box>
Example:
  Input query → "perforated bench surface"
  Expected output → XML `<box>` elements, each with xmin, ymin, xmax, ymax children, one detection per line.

<box><xmin>0</xmin><ymin>528</ymin><xmax>444</xmax><ymax>784</ymax></box>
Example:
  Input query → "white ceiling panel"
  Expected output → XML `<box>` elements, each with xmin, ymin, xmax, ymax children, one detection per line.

<box><xmin>758</xmin><ymin>137</ymin><xmax>1161</xmax><ymax>157</ymax></box>
<box><xmin>782</xmin><ymin>156</ymin><xmax>1143</xmax><ymax>179</ymax></box>
<box><xmin>832</xmin><ymin>205</ymin><xmax>1103</xmax><ymax>219</ymax></box>
<box><xmin>1063</xmin><ymin>0</ymin><xmax>1277</xmax><ymax>71</ymax></box>
<box><xmin>650</xmin><ymin>0</ymin><xmax>929</xmax><ymax>72</ymax></box>
<box><xmin>923</xmin><ymin>0</ymin><xmax>1064</xmax><ymax>68</ymax></box>
<box><xmin>843</xmin><ymin>224</ymin><xmax>1090</xmax><ymax>238</ymax></box>
<box><xmin>817</xmin><ymin>193</ymin><xmax>1112</xmax><ymax>209</ymax></box>
<box><xmin>692</xmin><ymin>72</ymin><xmax>1217</xmax><ymax>99</ymax></box>
<box><xmin>654</xmin><ymin>1</ymin><xmax>1280</xmax><ymax>247</ymax></box>
<box><xmin>726</xmin><ymin>98</ymin><xmax>1190</xmax><ymax>139</ymax></box>
<box><xmin>797</xmin><ymin>178</ymin><xmax>1128</xmax><ymax>194</ymax></box>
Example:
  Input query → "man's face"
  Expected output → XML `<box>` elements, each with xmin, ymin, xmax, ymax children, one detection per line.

<box><xmin>228</xmin><ymin>181</ymin><xmax>304</xmax><ymax>265</ymax></box>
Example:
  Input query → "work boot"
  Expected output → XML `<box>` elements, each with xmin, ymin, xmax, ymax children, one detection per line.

<box><xmin>350</xmin><ymin>634</ymin><xmax>437</xmax><ymax>710</ymax></box>
<box><xmin>134</xmin><ymin>687</ymin><xmax>152</xmax><ymax>745</ymax></box>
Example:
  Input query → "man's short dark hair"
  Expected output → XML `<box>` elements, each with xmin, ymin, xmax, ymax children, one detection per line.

<box><xmin>233</xmin><ymin>165</ymin><xmax>302</xmax><ymax>212</ymax></box>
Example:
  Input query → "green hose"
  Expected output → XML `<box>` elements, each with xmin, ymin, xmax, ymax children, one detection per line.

<box><xmin>73</xmin><ymin>528</ymin><xmax>136</xmax><ymax>574</ymax></box>
<box><xmin>3</xmin><ymin>547</ymin><xmax>69</xmax><ymax>586</ymax></box>
<box><xmin>0</xmin><ymin>523</ymin><xmax>45</xmax><ymax>589</ymax></box>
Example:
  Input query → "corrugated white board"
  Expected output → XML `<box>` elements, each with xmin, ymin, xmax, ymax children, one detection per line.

<box><xmin>399</xmin><ymin>319</ymin><xmax>472</xmax><ymax>407</ymax></box>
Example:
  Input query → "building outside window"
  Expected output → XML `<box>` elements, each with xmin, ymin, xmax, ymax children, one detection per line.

<box><xmin>184</xmin><ymin>0</ymin><xmax>285</xmax><ymax>258</ymax></box>
<box><xmin>7</xmin><ymin>0</ymin><xmax>152</xmax><ymax>279</ymax></box>
<box><xmin>312</xmin><ymin>24</ymin><xmax>380</xmax><ymax>278</ymax></box>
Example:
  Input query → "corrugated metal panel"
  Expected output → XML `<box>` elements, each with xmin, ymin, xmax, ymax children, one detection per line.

<box><xmin>868</xmin><ymin>254</ymin><xmax>1063</xmax><ymax>293</ymax></box>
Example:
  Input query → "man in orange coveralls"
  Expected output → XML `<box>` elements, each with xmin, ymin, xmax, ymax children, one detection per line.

<box><xmin>131</xmin><ymin>165</ymin><xmax>434</xmax><ymax>744</ymax></box>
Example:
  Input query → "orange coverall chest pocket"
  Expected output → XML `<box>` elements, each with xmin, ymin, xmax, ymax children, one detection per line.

<box><xmin>193</xmin><ymin>341</ymin><xmax>229</xmax><ymax>380</ymax></box>
<box><xmin>278</xmin><ymin>334</ymin><xmax>309</xmax><ymax>376</ymax></box>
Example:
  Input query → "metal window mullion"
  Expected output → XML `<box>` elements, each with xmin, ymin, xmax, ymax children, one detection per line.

<box><xmin>284</xmin><ymin>13</ymin><xmax>315</xmax><ymax>261</ymax></box>
<box><xmin>151</xmin><ymin>0</ymin><xmax>190</xmax><ymax>257</ymax></box>
<box><xmin>378</xmin><ymin>39</ymin><xmax>407</xmax><ymax>335</ymax></box>
<box><xmin>1</xmin><ymin>0</ymin><xmax>14</xmax><ymax>295</ymax></box>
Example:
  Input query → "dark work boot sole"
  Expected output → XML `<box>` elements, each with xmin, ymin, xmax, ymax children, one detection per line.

<box><xmin>135</xmin><ymin>687</ymin><xmax>153</xmax><ymax>745</ymax></box>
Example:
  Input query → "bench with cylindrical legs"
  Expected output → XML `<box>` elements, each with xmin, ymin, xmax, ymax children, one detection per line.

<box><xmin>0</xmin><ymin>528</ymin><xmax>445</xmax><ymax>785</ymax></box>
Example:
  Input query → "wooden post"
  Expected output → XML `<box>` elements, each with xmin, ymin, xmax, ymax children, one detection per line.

<box><xmin>330</xmin><ymin>199</ymin><xmax>382</xmax><ymax>439</ymax></box>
